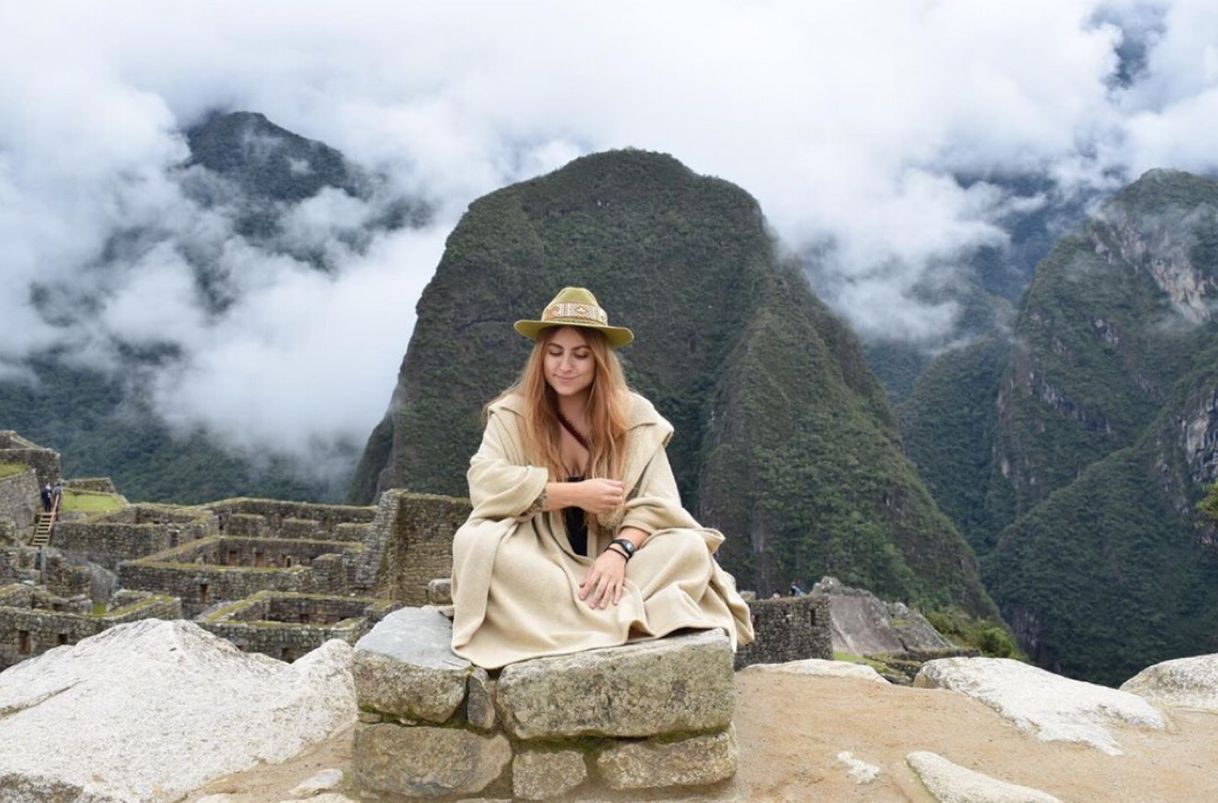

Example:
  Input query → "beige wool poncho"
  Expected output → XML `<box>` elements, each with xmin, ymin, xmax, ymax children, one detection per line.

<box><xmin>450</xmin><ymin>391</ymin><xmax>755</xmax><ymax>668</ymax></box>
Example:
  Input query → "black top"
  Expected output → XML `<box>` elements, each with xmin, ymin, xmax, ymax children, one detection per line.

<box><xmin>564</xmin><ymin>475</ymin><xmax>588</xmax><ymax>556</ymax></box>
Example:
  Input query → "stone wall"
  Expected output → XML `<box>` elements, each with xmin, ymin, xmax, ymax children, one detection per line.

<box><xmin>0</xmin><ymin>548</ymin><xmax>98</xmax><ymax>597</ymax></box>
<box><xmin>0</xmin><ymin>433</ymin><xmax>36</xmax><ymax>449</ymax></box>
<box><xmin>0</xmin><ymin>548</ymin><xmax>39</xmax><ymax>585</ymax></box>
<box><xmin>735</xmin><ymin>593</ymin><xmax>832</xmax><ymax>670</ymax></box>
<box><xmin>54</xmin><ymin>504</ymin><xmax>217</xmax><ymax>571</ymax></box>
<box><xmin>167</xmin><ymin>535</ymin><xmax>363</xmax><ymax>568</ymax></box>
<box><xmin>365</xmin><ymin>490</ymin><xmax>469</xmax><ymax>604</ymax></box>
<box><xmin>65</xmin><ymin>477</ymin><xmax>119</xmax><ymax>494</ymax></box>
<box><xmin>352</xmin><ymin>609</ymin><xmax>739</xmax><ymax>800</ymax></box>
<box><xmin>0</xmin><ymin>586</ymin><xmax>180</xmax><ymax>669</ymax></box>
<box><xmin>0</xmin><ymin>468</ymin><xmax>39</xmax><ymax>545</ymax></box>
<box><xmin>120</xmin><ymin>535</ymin><xmax>363</xmax><ymax>616</ymax></box>
<box><xmin>200</xmin><ymin>590</ymin><xmax>395</xmax><ymax>662</ymax></box>
<box><xmin>206</xmin><ymin>498</ymin><xmax>376</xmax><ymax>537</ymax></box>
<box><xmin>0</xmin><ymin>431</ymin><xmax>61</xmax><ymax>487</ymax></box>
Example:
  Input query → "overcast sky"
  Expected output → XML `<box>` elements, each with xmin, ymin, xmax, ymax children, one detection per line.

<box><xmin>1</xmin><ymin>0</ymin><xmax>1216</xmax><ymax>472</ymax></box>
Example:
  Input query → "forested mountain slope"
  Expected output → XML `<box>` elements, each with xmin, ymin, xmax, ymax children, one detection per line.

<box><xmin>352</xmin><ymin>149</ymin><xmax>998</xmax><ymax>618</ymax></box>
<box><xmin>903</xmin><ymin>169</ymin><xmax>1218</xmax><ymax>683</ymax></box>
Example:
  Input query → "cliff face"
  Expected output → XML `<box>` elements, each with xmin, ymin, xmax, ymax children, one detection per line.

<box><xmin>991</xmin><ymin>170</ymin><xmax>1218</xmax><ymax>525</ymax></box>
<box><xmin>353</xmin><ymin>149</ymin><xmax>997</xmax><ymax>616</ymax></box>
<box><xmin>903</xmin><ymin>169</ymin><xmax>1218</xmax><ymax>683</ymax></box>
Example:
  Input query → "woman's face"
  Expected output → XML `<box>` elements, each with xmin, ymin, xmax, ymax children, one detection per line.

<box><xmin>543</xmin><ymin>327</ymin><xmax>595</xmax><ymax>398</ymax></box>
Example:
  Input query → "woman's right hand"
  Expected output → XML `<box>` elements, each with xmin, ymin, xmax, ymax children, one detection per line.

<box><xmin>577</xmin><ymin>478</ymin><xmax>625</xmax><ymax>513</ymax></box>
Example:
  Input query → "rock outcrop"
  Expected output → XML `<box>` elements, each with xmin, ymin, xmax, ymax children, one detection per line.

<box><xmin>1120</xmin><ymin>653</ymin><xmax>1218</xmax><ymax>712</ymax></box>
<box><xmin>813</xmin><ymin>575</ymin><xmax>955</xmax><ymax>655</ymax></box>
<box><xmin>906</xmin><ymin>751</ymin><xmax>1062</xmax><ymax>803</ymax></box>
<box><xmin>741</xmin><ymin>657</ymin><xmax>888</xmax><ymax>684</ymax></box>
<box><xmin>914</xmin><ymin>656</ymin><xmax>1165</xmax><ymax>755</ymax></box>
<box><xmin>351</xmin><ymin>607</ymin><xmax>739</xmax><ymax>799</ymax></box>
<box><xmin>0</xmin><ymin>619</ymin><xmax>355</xmax><ymax>802</ymax></box>
<box><xmin>351</xmin><ymin>148</ymin><xmax>998</xmax><ymax>620</ymax></box>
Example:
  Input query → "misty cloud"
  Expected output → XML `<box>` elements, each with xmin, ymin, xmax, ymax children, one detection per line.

<box><xmin>2</xmin><ymin>0</ymin><xmax>1217</xmax><ymax>475</ymax></box>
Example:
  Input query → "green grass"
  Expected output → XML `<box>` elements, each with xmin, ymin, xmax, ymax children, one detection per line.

<box><xmin>60</xmin><ymin>489</ymin><xmax>125</xmax><ymax>514</ymax></box>
<box><xmin>0</xmin><ymin>462</ymin><xmax>28</xmax><ymax>479</ymax></box>
<box><xmin>923</xmin><ymin>609</ymin><xmax>1022</xmax><ymax>659</ymax></box>
<box><xmin>832</xmin><ymin>651</ymin><xmax>890</xmax><ymax>672</ymax></box>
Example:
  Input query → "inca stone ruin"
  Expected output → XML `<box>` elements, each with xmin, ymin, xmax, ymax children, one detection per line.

<box><xmin>0</xmin><ymin>431</ymin><xmax>840</xmax><ymax>797</ymax></box>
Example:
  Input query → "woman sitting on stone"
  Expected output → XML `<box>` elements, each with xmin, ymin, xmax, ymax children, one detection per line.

<box><xmin>450</xmin><ymin>287</ymin><xmax>754</xmax><ymax>668</ymax></box>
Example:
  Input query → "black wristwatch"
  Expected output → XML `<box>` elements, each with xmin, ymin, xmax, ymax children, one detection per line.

<box><xmin>608</xmin><ymin>538</ymin><xmax>636</xmax><ymax>560</ymax></box>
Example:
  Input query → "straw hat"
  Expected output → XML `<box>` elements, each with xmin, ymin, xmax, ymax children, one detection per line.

<box><xmin>514</xmin><ymin>287</ymin><xmax>634</xmax><ymax>348</ymax></box>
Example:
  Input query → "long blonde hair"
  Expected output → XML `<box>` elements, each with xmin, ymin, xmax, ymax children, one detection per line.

<box><xmin>492</xmin><ymin>326</ymin><xmax>630</xmax><ymax>480</ymax></box>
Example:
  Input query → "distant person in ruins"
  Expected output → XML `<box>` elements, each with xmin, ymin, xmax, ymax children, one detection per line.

<box><xmin>450</xmin><ymin>287</ymin><xmax>755</xmax><ymax>668</ymax></box>
<box><xmin>51</xmin><ymin>481</ymin><xmax>63</xmax><ymax>510</ymax></box>
<box><xmin>41</xmin><ymin>483</ymin><xmax>52</xmax><ymax>513</ymax></box>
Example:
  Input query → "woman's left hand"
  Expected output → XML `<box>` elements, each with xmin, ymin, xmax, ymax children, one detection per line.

<box><xmin>578</xmin><ymin>549</ymin><xmax>627</xmax><ymax>609</ymax></box>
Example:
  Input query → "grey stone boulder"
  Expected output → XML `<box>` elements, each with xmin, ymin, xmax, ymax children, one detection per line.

<box><xmin>353</xmin><ymin>723</ymin><xmax>510</xmax><ymax>798</ymax></box>
<box><xmin>741</xmin><ymin>658</ymin><xmax>888</xmax><ymax>683</ymax></box>
<box><xmin>496</xmin><ymin>629</ymin><xmax>734</xmax><ymax>739</ymax></box>
<box><xmin>597</xmin><ymin>727</ymin><xmax>737</xmax><ymax>790</ymax></box>
<box><xmin>466</xmin><ymin>667</ymin><xmax>497</xmax><ymax>730</ymax></box>
<box><xmin>907</xmin><ymin>751</ymin><xmax>1062</xmax><ymax>803</ymax></box>
<box><xmin>915</xmin><ymin>657</ymin><xmax>1165</xmax><ymax>755</ymax></box>
<box><xmin>512</xmin><ymin>749</ymin><xmax>588</xmax><ymax>800</ymax></box>
<box><xmin>288</xmin><ymin>768</ymin><xmax>344</xmax><ymax>798</ymax></box>
<box><xmin>1120</xmin><ymin>653</ymin><xmax>1218</xmax><ymax>712</ymax></box>
<box><xmin>352</xmin><ymin>605</ymin><xmax>469</xmax><ymax>723</ymax></box>
<box><xmin>427</xmin><ymin>577</ymin><xmax>453</xmax><ymax>605</ymax></box>
<box><xmin>0</xmin><ymin>620</ymin><xmax>355</xmax><ymax>802</ymax></box>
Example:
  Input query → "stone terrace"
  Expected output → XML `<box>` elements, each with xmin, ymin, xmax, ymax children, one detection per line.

<box><xmin>120</xmin><ymin>535</ymin><xmax>364</xmax><ymax>617</ymax></box>
<box><xmin>205</xmin><ymin>497</ymin><xmax>376</xmax><ymax>540</ymax></box>
<box><xmin>0</xmin><ymin>584</ymin><xmax>180</xmax><ymax>669</ymax></box>
<box><xmin>200</xmin><ymin>590</ymin><xmax>394</xmax><ymax>662</ymax></box>
<box><xmin>54</xmin><ymin>504</ymin><xmax>218</xmax><ymax>571</ymax></box>
<box><xmin>0</xmin><ymin>431</ymin><xmax>60</xmax><ymax>487</ymax></box>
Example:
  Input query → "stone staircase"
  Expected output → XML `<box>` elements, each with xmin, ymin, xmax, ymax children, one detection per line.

<box><xmin>29</xmin><ymin>510</ymin><xmax>55</xmax><ymax>547</ymax></box>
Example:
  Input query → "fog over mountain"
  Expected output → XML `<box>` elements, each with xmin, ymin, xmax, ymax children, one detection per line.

<box><xmin>1</xmin><ymin>0</ymin><xmax>1216</xmax><ymax>478</ymax></box>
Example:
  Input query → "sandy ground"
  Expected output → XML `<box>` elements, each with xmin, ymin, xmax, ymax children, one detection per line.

<box><xmin>190</xmin><ymin>673</ymin><xmax>1218</xmax><ymax>802</ymax></box>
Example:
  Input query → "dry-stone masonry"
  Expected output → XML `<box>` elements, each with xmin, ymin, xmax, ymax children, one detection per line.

<box><xmin>367</xmin><ymin>490</ymin><xmax>469</xmax><ymax>603</ymax></box>
<box><xmin>734</xmin><ymin>592</ymin><xmax>831</xmax><ymax>669</ymax></box>
<box><xmin>120</xmin><ymin>534</ymin><xmax>364</xmax><ymax>616</ymax></box>
<box><xmin>0</xmin><ymin>583</ymin><xmax>180</xmax><ymax>669</ymax></box>
<box><xmin>64</xmin><ymin>477</ymin><xmax>119</xmax><ymax>494</ymax></box>
<box><xmin>55</xmin><ymin>503</ymin><xmax>218</xmax><ymax>570</ymax></box>
<box><xmin>200</xmin><ymin>590</ymin><xmax>395</xmax><ymax>662</ymax></box>
<box><xmin>0</xmin><ymin>431</ymin><xmax>60</xmax><ymax>487</ymax></box>
<box><xmin>352</xmin><ymin>607</ymin><xmax>739</xmax><ymax>799</ymax></box>
<box><xmin>0</xmin><ymin>466</ymin><xmax>39</xmax><ymax>545</ymax></box>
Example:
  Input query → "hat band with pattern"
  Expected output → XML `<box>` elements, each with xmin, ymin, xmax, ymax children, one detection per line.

<box><xmin>543</xmin><ymin>302</ymin><xmax>609</xmax><ymax>325</ymax></box>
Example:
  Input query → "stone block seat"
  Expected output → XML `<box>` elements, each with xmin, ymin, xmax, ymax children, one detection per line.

<box><xmin>352</xmin><ymin>606</ymin><xmax>739</xmax><ymax>800</ymax></box>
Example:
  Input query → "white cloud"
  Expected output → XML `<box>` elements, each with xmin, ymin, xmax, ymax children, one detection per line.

<box><xmin>149</xmin><ymin>223</ymin><xmax>447</xmax><ymax>457</ymax></box>
<box><xmin>0</xmin><ymin>0</ymin><xmax>1215</xmax><ymax>475</ymax></box>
